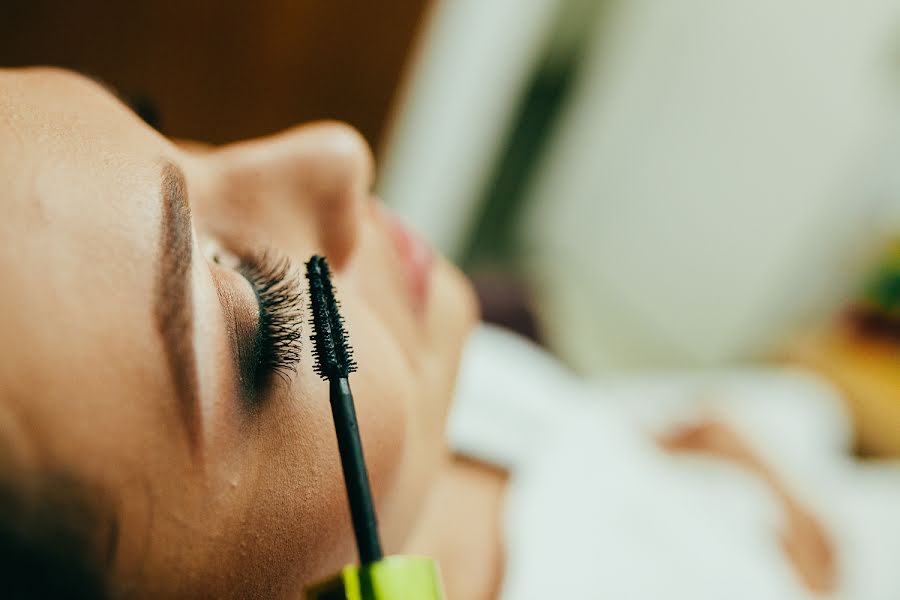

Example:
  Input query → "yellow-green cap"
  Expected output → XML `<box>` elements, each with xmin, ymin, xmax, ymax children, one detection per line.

<box><xmin>305</xmin><ymin>555</ymin><xmax>446</xmax><ymax>600</ymax></box>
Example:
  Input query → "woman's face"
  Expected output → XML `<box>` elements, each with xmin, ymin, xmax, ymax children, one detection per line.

<box><xmin>0</xmin><ymin>68</ymin><xmax>476</xmax><ymax>596</ymax></box>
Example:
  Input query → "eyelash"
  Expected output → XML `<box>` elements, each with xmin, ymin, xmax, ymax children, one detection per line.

<box><xmin>238</xmin><ymin>251</ymin><xmax>304</xmax><ymax>388</ymax></box>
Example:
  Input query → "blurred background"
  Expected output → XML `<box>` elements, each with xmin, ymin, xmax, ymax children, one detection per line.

<box><xmin>3</xmin><ymin>0</ymin><xmax>900</xmax><ymax>456</ymax></box>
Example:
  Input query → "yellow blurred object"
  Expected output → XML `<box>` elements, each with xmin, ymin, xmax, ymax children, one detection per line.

<box><xmin>305</xmin><ymin>556</ymin><xmax>446</xmax><ymax>600</ymax></box>
<box><xmin>786</xmin><ymin>328</ymin><xmax>900</xmax><ymax>457</ymax></box>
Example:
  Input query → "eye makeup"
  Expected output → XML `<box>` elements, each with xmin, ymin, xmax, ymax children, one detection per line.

<box><xmin>237</xmin><ymin>251</ymin><xmax>305</xmax><ymax>391</ymax></box>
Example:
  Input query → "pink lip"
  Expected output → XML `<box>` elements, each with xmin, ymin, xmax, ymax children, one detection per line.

<box><xmin>384</xmin><ymin>211</ymin><xmax>433</xmax><ymax>314</ymax></box>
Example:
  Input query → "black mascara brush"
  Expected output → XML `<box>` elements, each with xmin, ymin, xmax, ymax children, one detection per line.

<box><xmin>306</xmin><ymin>255</ymin><xmax>382</xmax><ymax>565</ymax></box>
<box><xmin>304</xmin><ymin>255</ymin><xmax>446</xmax><ymax>600</ymax></box>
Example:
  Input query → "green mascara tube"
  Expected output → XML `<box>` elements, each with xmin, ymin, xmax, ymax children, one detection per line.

<box><xmin>306</xmin><ymin>555</ymin><xmax>446</xmax><ymax>600</ymax></box>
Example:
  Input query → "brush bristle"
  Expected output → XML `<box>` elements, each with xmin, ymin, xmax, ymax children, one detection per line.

<box><xmin>305</xmin><ymin>255</ymin><xmax>357</xmax><ymax>379</ymax></box>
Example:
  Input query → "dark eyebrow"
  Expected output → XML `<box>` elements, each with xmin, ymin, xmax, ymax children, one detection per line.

<box><xmin>154</xmin><ymin>162</ymin><xmax>198</xmax><ymax>445</ymax></box>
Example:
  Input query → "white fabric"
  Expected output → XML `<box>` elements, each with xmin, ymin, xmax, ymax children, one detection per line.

<box><xmin>449</xmin><ymin>324</ymin><xmax>900</xmax><ymax>600</ymax></box>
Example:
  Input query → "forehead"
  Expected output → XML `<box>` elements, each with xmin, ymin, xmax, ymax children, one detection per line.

<box><xmin>0</xmin><ymin>67</ymin><xmax>172</xmax><ymax>206</ymax></box>
<box><xmin>0</xmin><ymin>67</ymin><xmax>164</xmax><ymax>152</ymax></box>
<box><xmin>0</xmin><ymin>67</ymin><xmax>173</xmax><ymax>274</ymax></box>
<box><xmin>0</xmin><ymin>68</ymin><xmax>175</xmax><ymax>378</ymax></box>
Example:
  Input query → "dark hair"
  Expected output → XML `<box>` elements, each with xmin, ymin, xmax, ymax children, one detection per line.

<box><xmin>0</xmin><ymin>466</ymin><xmax>111</xmax><ymax>599</ymax></box>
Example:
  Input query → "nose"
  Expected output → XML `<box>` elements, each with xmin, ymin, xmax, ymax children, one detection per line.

<box><xmin>208</xmin><ymin>121</ymin><xmax>375</xmax><ymax>269</ymax></box>
<box><xmin>295</xmin><ymin>123</ymin><xmax>375</xmax><ymax>269</ymax></box>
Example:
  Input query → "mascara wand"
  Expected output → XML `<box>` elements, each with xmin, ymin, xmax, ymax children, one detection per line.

<box><xmin>306</xmin><ymin>255</ymin><xmax>382</xmax><ymax>566</ymax></box>
<box><xmin>305</xmin><ymin>255</ymin><xmax>446</xmax><ymax>600</ymax></box>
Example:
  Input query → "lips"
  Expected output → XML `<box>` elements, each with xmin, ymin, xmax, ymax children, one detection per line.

<box><xmin>384</xmin><ymin>210</ymin><xmax>433</xmax><ymax>314</ymax></box>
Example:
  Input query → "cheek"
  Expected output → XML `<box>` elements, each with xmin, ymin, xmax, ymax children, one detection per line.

<box><xmin>341</xmin><ymin>303</ymin><xmax>435</xmax><ymax>550</ymax></box>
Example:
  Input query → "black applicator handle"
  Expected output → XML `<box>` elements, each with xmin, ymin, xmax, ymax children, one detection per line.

<box><xmin>329</xmin><ymin>377</ymin><xmax>383</xmax><ymax>565</ymax></box>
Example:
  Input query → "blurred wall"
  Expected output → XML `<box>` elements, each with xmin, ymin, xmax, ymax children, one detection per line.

<box><xmin>382</xmin><ymin>0</ymin><xmax>900</xmax><ymax>372</ymax></box>
<box><xmin>379</xmin><ymin>0</ymin><xmax>564</xmax><ymax>256</ymax></box>
<box><xmin>521</xmin><ymin>0</ymin><xmax>900</xmax><ymax>371</ymax></box>
<box><xmin>0</xmin><ymin>0</ymin><xmax>430</xmax><ymax>149</ymax></box>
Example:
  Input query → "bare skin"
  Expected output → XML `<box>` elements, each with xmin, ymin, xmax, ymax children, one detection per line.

<box><xmin>404</xmin><ymin>456</ymin><xmax>508</xmax><ymax>600</ymax></box>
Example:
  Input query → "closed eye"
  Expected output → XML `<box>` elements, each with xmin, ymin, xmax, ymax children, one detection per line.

<box><xmin>237</xmin><ymin>251</ymin><xmax>305</xmax><ymax>392</ymax></box>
